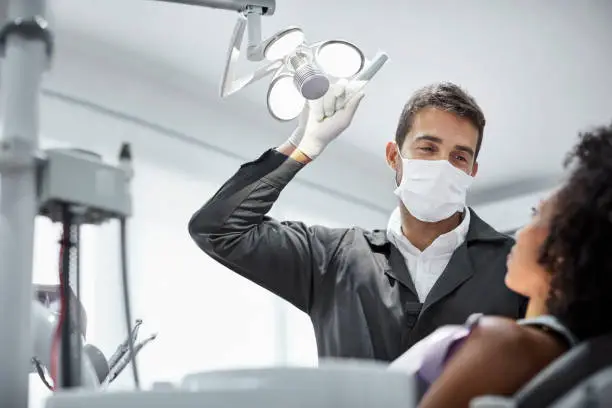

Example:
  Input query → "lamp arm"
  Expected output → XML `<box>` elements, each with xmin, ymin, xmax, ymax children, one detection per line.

<box><xmin>245</xmin><ymin>10</ymin><xmax>265</xmax><ymax>61</ymax></box>
<box><xmin>151</xmin><ymin>0</ymin><xmax>276</xmax><ymax>15</ymax></box>
<box><xmin>349</xmin><ymin>51</ymin><xmax>389</xmax><ymax>94</ymax></box>
<box><xmin>219</xmin><ymin>14</ymin><xmax>283</xmax><ymax>97</ymax></box>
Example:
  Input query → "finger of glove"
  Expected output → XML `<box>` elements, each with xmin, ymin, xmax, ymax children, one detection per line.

<box><xmin>309</xmin><ymin>98</ymin><xmax>325</xmax><ymax>122</ymax></box>
<box><xmin>345</xmin><ymin>91</ymin><xmax>365</xmax><ymax>112</ymax></box>
<box><xmin>332</xmin><ymin>79</ymin><xmax>348</xmax><ymax>110</ymax></box>
<box><xmin>345</xmin><ymin>79</ymin><xmax>367</xmax><ymax>96</ymax></box>
<box><xmin>323</xmin><ymin>89</ymin><xmax>337</xmax><ymax>119</ymax></box>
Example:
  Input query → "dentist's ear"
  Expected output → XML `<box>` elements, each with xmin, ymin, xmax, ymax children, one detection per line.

<box><xmin>385</xmin><ymin>141</ymin><xmax>399</xmax><ymax>171</ymax></box>
<box><xmin>471</xmin><ymin>161</ymin><xmax>479</xmax><ymax>177</ymax></box>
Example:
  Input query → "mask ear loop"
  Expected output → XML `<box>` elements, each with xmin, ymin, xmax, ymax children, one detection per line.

<box><xmin>396</xmin><ymin>144</ymin><xmax>407</xmax><ymax>160</ymax></box>
<box><xmin>393</xmin><ymin>142</ymin><xmax>405</xmax><ymax>188</ymax></box>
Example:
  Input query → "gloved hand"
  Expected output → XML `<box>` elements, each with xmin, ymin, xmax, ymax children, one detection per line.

<box><xmin>287</xmin><ymin>105</ymin><xmax>309</xmax><ymax>148</ymax></box>
<box><xmin>295</xmin><ymin>79</ymin><xmax>365</xmax><ymax>159</ymax></box>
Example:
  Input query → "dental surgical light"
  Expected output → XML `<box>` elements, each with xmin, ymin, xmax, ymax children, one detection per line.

<box><xmin>315</xmin><ymin>40</ymin><xmax>365</xmax><ymax>78</ymax></box>
<box><xmin>267</xmin><ymin>73</ymin><xmax>305</xmax><ymax>121</ymax></box>
<box><xmin>220</xmin><ymin>7</ymin><xmax>389</xmax><ymax>121</ymax></box>
<box><xmin>263</xmin><ymin>27</ymin><xmax>305</xmax><ymax>60</ymax></box>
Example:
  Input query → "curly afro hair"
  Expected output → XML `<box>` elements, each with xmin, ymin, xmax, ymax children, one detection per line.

<box><xmin>540</xmin><ymin>122</ymin><xmax>612</xmax><ymax>341</ymax></box>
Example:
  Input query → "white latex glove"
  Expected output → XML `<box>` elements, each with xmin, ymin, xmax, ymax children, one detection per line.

<box><xmin>296</xmin><ymin>79</ymin><xmax>365</xmax><ymax>159</ymax></box>
<box><xmin>287</xmin><ymin>105</ymin><xmax>308</xmax><ymax>148</ymax></box>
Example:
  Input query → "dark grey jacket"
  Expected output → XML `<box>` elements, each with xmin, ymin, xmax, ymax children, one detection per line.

<box><xmin>189</xmin><ymin>149</ymin><xmax>528</xmax><ymax>362</ymax></box>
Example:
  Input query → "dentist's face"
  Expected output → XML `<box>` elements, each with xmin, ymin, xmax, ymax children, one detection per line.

<box><xmin>386</xmin><ymin>107</ymin><xmax>480</xmax><ymax>183</ymax></box>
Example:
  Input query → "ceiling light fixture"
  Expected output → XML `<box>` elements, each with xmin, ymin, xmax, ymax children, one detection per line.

<box><xmin>219</xmin><ymin>3</ymin><xmax>389</xmax><ymax>121</ymax></box>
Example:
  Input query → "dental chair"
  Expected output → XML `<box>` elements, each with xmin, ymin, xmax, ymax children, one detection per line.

<box><xmin>471</xmin><ymin>333</ymin><xmax>612</xmax><ymax>407</ymax></box>
<box><xmin>550</xmin><ymin>366</ymin><xmax>612</xmax><ymax>407</ymax></box>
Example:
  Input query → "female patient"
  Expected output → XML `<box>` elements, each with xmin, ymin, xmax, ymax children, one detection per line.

<box><xmin>396</xmin><ymin>123</ymin><xmax>612</xmax><ymax>408</ymax></box>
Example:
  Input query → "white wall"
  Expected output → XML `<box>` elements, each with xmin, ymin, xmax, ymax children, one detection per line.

<box><xmin>472</xmin><ymin>188</ymin><xmax>557</xmax><ymax>235</ymax></box>
<box><xmin>44</xmin><ymin>30</ymin><xmax>397</xmax><ymax>216</ymax></box>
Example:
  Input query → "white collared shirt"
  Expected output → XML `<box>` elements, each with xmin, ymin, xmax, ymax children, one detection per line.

<box><xmin>386</xmin><ymin>207</ymin><xmax>471</xmax><ymax>302</ymax></box>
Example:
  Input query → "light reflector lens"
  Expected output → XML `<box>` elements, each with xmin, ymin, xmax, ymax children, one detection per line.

<box><xmin>265</xmin><ymin>28</ymin><xmax>305</xmax><ymax>61</ymax></box>
<box><xmin>267</xmin><ymin>75</ymin><xmax>305</xmax><ymax>121</ymax></box>
<box><xmin>316</xmin><ymin>40</ymin><xmax>365</xmax><ymax>78</ymax></box>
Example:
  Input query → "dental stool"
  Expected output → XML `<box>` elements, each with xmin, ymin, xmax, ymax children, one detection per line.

<box><xmin>470</xmin><ymin>333</ymin><xmax>612</xmax><ymax>407</ymax></box>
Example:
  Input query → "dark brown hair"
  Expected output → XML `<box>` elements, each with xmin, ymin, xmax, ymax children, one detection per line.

<box><xmin>539</xmin><ymin>122</ymin><xmax>612</xmax><ymax>341</ymax></box>
<box><xmin>395</xmin><ymin>82</ymin><xmax>486</xmax><ymax>159</ymax></box>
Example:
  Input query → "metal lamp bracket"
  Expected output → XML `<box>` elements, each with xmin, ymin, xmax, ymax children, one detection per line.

<box><xmin>220</xmin><ymin>5</ymin><xmax>299</xmax><ymax>98</ymax></box>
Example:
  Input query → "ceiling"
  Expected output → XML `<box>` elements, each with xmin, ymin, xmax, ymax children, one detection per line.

<box><xmin>49</xmin><ymin>0</ymin><xmax>612</xmax><ymax>195</ymax></box>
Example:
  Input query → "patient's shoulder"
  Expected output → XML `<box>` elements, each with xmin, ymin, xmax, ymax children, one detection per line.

<box><xmin>419</xmin><ymin>316</ymin><xmax>568</xmax><ymax>408</ymax></box>
<box><xmin>471</xmin><ymin>316</ymin><xmax>528</xmax><ymax>347</ymax></box>
<box><xmin>470</xmin><ymin>316</ymin><xmax>567</xmax><ymax>362</ymax></box>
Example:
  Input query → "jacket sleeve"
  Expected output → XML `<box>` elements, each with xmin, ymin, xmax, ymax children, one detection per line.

<box><xmin>188</xmin><ymin>149</ymin><xmax>348</xmax><ymax>313</ymax></box>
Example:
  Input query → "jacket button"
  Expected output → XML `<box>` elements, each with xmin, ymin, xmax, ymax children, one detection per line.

<box><xmin>406</xmin><ymin>315</ymin><xmax>417</xmax><ymax>327</ymax></box>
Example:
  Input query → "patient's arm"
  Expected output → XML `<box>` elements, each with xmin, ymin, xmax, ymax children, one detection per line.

<box><xmin>419</xmin><ymin>317</ymin><xmax>566</xmax><ymax>408</ymax></box>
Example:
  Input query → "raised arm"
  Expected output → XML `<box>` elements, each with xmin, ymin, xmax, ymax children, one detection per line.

<box><xmin>190</xmin><ymin>82</ymin><xmax>365</xmax><ymax>312</ymax></box>
<box><xmin>188</xmin><ymin>148</ymin><xmax>346</xmax><ymax>313</ymax></box>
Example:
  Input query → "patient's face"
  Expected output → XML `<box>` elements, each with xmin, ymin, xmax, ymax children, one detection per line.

<box><xmin>505</xmin><ymin>197</ymin><xmax>555</xmax><ymax>299</ymax></box>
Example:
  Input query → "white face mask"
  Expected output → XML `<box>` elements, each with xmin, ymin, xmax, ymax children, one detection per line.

<box><xmin>393</xmin><ymin>154</ymin><xmax>474</xmax><ymax>223</ymax></box>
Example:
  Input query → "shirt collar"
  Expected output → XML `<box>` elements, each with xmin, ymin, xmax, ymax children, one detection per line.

<box><xmin>386</xmin><ymin>206</ymin><xmax>471</xmax><ymax>258</ymax></box>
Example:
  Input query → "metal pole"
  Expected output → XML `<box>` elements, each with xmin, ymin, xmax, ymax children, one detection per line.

<box><xmin>0</xmin><ymin>0</ymin><xmax>49</xmax><ymax>406</ymax></box>
<box><xmin>150</xmin><ymin>0</ymin><xmax>276</xmax><ymax>15</ymax></box>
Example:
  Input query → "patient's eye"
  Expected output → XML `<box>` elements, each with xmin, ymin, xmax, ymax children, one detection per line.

<box><xmin>530</xmin><ymin>206</ymin><xmax>538</xmax><ymax>217</ymax></box>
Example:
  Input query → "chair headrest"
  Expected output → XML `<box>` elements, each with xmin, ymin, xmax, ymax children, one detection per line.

<box><xmin>514</xmin><ymin>333</ymin><xmax>612</xmax><ymax>407</ymax></box>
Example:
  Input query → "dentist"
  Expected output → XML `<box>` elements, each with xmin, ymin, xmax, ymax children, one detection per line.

<box><xmin>188</xmin><ymin>80</ymin><xmax>527</xmax><ymax>361</ymax></box>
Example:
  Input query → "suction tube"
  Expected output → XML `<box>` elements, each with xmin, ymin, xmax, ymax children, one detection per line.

<box><xmin>30</xmin><ymin>301</ymin><xmax>99</xmax><ymax>389</ymax></box>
